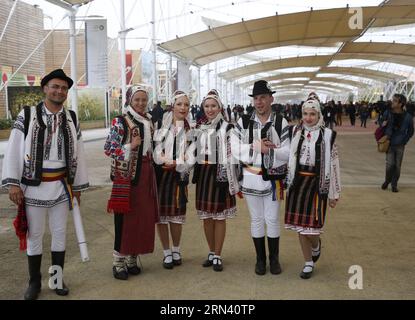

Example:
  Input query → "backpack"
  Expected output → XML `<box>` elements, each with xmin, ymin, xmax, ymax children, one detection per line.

<box><xmin>23</xmin><ymin>105</ymin><xmax>78</xmax><ymax>139</ymax></box>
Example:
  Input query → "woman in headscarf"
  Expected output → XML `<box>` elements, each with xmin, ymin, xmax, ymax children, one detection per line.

<box><xmin>153</xmin><ymin>90</ymin><xmax>192</xmax><ymax>269</ymax></box>
<box><xmin>104</xmin><ymin>85</ymin><xmax>159</xmax><ymax>280</ymax></box>
<box><xmin>187</xmin><ymin>89</ymin><xmax>239</xmax><ymax>272</ymax></box>
<box><xmin>285</xmin><ymin>96</ymin><xmax>341</xmax><ymax>279</ymax></box>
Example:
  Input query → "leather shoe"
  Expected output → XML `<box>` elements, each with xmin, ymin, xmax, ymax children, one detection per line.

<box><xmin>213</xmin><ymin>258</ymin><xmax>223</xmax><ymax>272</ymax></box>
<box><xmin>163</xmin><ymin>255</ymin><xmax>174</xmax><ymax>269</ymax></box>
<box><xmin>55</xmin><ymin>281</ymin><xmax>69</xmax><ymax>296</ymax></box>
<box><xmin>202</xmin><ymin>253</ymin><xmax>214</xmax><ymax>267</ymax></box>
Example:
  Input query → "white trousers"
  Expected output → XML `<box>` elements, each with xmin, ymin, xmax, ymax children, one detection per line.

<box><xmin>245</xmin><ymin>193</ymin><xmax>280</xmax><ymax>238</ymax></box>
<box><xmin>26</xmin><ymin>202</ymin><xmax>69</xmax><ymax>256</ymax></box>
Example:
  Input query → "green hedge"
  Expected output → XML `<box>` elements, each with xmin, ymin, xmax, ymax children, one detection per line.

<box><xmin>0</xmin><ymin>119</ymin><xmax>13</xmax><ymax>130</ymax></box>
<box><xmin>78</xmin><ymin>94</ymin><xmax>105</xmax><ymax>121</ymax></box>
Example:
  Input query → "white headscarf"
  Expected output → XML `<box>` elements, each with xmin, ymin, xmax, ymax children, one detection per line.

<box><xmin>200</xmin><ymin>89</ymin><xmax>224</xmax><ymax>130</ymax></box>
<box><xmin>301</xmin><ymin>98</ymin><xmax>324</xmax><ymax>131</ymax></box>
<box><xmin>123</xmin><ymin>85</ymin><xmax>150</xmax><ymax>115</ymax></box>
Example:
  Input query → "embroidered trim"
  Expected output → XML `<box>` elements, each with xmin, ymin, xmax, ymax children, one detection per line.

<box><xmin>285</xmin><ymin>224</ymin><xmax>324</xmax><ymax>235</ymax></box>
<box><xmin>72</xmin><ymin>183</ymin><xmax>90</xmax><ymax>191</ymax></box>
<box><xmin>57</xmin><ymin>120</ymin><xmax>64</xmax><ymax>160</ymax></box>
<box><xmin>197</xmin><ymin>206</ymin><xmax>237</xmax><ymax>220</ymax></box>
<box><xmin>44</xmin><ymin>115</ymin><xmax>53</xmax><ymax>160</ymax></box>
<box><xmin>159</xmin><ymin>215</ymin><xmax>186</xmax><ymax>224</ymax></box>
<box><xmin>1</xmin><ymin>178</ymin><xmax>21</xmax><ymax>186</ymax></box>
<box><xmin>240</xmin><ymin>186</ymin><xmax>272</xmax><ymax>196</ymax></box>
<box><xmin>25</xmin><ymin>193</ymin><xmax>69</xmax><ymax>208</ymax></box>
<box><xmin>12</xmin><ymin>115</ymin><xmax>25</xmax><ymax>133</ymax></box>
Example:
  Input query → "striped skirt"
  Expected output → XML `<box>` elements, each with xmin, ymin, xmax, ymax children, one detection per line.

<box><xmin>195</xmin><ymin>164</ymin><xmax>236</xmax><ymax>220</ymax></box>
<box><xmin>284</xmin><ymin>166</ymin><xmax>328</xmax><ymax>235</ymax></box>
<box><xmin>156</xmin><ymin>167</ymin><xmax>187</xmax><ymax>224</ymax></box>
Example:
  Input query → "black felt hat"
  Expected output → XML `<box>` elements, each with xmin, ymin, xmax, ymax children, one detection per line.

<box><xmin>41</xmin><ymin>69</ymin><xmax>73</xmax><ymax>89</ymax></box>
<box><xmin>248</xmin><ymin>80</ymin><xmax>275</xmax><ymax>97</ymax></box>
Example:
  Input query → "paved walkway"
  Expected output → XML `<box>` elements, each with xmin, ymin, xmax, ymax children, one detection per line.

<box><xmin>0</xmin><ymin>118</ymin><xmax>414</xmax><ymax>300</ymax></box>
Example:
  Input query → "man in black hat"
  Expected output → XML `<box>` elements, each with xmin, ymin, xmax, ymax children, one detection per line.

<box><xmin>1</xmin><ymin>69</ymin><xmax>89</xmax><ymax>300</ymax></box>
<box><xmin>231</xmin><ymin>80</ymin><xmax>290</xmax><ymax>276</ymax></box>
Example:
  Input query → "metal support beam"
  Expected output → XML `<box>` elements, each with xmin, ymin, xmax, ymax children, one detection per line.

<box><xmin>152</xmin><ymin>0</ymin><xmax>158</xmax><ymax>105</ymax></box>
<box><xmin>69</xmin><ymin>9</ymin><xmax>78</xmax><ymax>114</ymax></box>
<box><xmin>119</xmin><ymin>0</ymin><xmax>127</xmax><ymax>108</ymax></box>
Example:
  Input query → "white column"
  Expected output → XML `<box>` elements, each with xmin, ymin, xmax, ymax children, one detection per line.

<box><xmin>215</xmin><ymin>62</ymin><xmax>218</xmax><ymax>89</ymax></box>
<box><xmin>69</xmin><ymin>10</ymin><xmax>78</xmax><ymax>114</ymax></box>
<box><xmin>206</xmin><ymin>64</ymin><xmax>210</xmax><ymax>92</ymax></box>
<box><xmin>167</xmin><ymin>54</ymin><xmax>172</xmax><ymax>103</ymax></box>
<box><xmin>198</xmin><ymin>67</ymin><xmax>201</xmax><ymax>104</ymax></box>
<box><xmin>119</xmin><ymin>0</ymin><xmax>127</xmax><ymax>107</ymax></box>
<box><xmin>152</xmin><ymin>0</ymin><xmax>158</xmax><ymax>105</ymax></box>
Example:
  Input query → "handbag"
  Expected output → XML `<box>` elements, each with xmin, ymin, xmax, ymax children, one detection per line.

<box><xmin>377</xmin><ymin>135</ymin><xmax>390</xmax><ymax>153</ymax></box>
<box><xmin>374</xmin><ymin>125</ymin><xmax>386</xmax><ymax>141</ymax></box>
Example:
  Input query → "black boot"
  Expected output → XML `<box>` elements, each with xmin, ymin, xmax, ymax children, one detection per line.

<box><xmin>24</xmin><ymin>255</ymin><xmax>42</xmax><ymax>300</ymax></box>
<box><xmin>268</xmin><ymin>237</ymin><xmax>282</xmax><ymax>275</ymax></box>
<box><xmin>253</xmin><ymin>237</ymin><xmax>266</xmax><ymax>275</ymax></box>
<box><xmin>51</xmin><ymin>251</ymin><xmax>69</xmax><ymax>296</ymax></box>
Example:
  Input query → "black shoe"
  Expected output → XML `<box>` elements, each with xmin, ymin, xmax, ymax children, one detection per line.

<box><xmin>253</xmin><ymin>237</ymin><xmax>266</xmax><ymax>275</ymax></box>
<box><xmin>392</xmin><ymin>186</ymin><xmax>398</xmax><ymax>193</ymax></box>
<box><xmin>269</xmin><ymin>259</ymin><xmax>281</xmax><ymax>275</ymax></box>
<box><xmin>172</xmin><ymin>252</ymin><xmax>182</xmax><ymax>266</ymax></box>
<box><xmin>163</xmin><ymin>255</ymin><xmax>174</xmax><ymax>269</ymax></box>
<box><xmin>126</xmin><ymin>255</ymin><xmax>141</xmax><ymax>275</ymax></box>
<box><xmin>202</xmin><ymin>253</ymin><xmax>214</xmax><ymax>267</ymax></box>
<box><xmin>381</xmin><ymin>182</ymin><xmax>389</xmax><ymax>190</ymax></box>
<box><xmin>51</xmin><ymin>251</ymin><xmax>69</xmax><ymax>296</ymax></box>
<box><xmin>312</xmin><ymin>238</ymin><xmax>322</xmax><ymax>263</ymax></box>
<box><xmin>255</xmin><ymin>260</ymin><xmax>266</xmax><ymax>275</ymax></box>
<box><xmin>268</xmin><ymin>237</ymin><xmax>282</xmax><ymax>275</ymax></box>
<box><xmin>213</xmin><ymin>257</ymin><xmax>223</xmax><ymax>272</ymax></box>
<box><xmin>300</xmin><ymin>265</ymin><xmax>314</xmax><ymax>280</ymax></box>
<box><xmin>55</xmin><ymin>281</ymin><xmax>69</xmax><ymax>296</ymax></box>
<box><xmin>24</xmin><ymin>255</ymin><xmax>42</xmax><ymax>300</ymax></box>
<box><xmin>113</xmin><ymin>266</ymin><xmax>128</xmax><ymax>280</ymax></box>
<box><xmin>127</xmin><ymin>265</ymin><xmax>141</xmax><ymax>275</ymax></box>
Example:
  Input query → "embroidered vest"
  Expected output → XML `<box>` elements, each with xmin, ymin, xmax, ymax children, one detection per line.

<box><xmin>21</xmin><ymin>102</ymin><xmax>77</xmax><ymax>186</ymax></box>
<box><xmin>109</xmin><ymin>113</ymin><xmax>145</xmax><ymax>186</ymax></box>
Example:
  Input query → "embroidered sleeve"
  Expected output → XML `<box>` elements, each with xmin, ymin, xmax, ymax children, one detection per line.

<box><xmin>76</xmin><ymin>117</ymin><xmax>82</xmax><ymax>140</ymax></box>
<box><xmin>72</xmin><ymin>136</ymin><xmax>89</xmax><ymax>192</ymax></box>
<box><xmin>1</xmin><ymin>112</ymin><xmax>25</xmax><ymax>188</ymax></box>
<box><xmin>269</xmin><ymin>118</ymin><xmax>290</xmax><ymax>167</ymax></box>
<box><xmin>104</xmin><ymin>117</ymin><xmax>131</xmax><ymax>161</ymax></box>
<box><xmin>329</xmin><ymin>143</ymin><xmax>341</xmax><ymax>200</ymax></box>
<box><xmin>230</xmin><ymin>118</ymin><xmax>253</xmax><ymax>164</ymax></box>
<box><xmin>12</xmin><ymin>112</ymin><xmax>25</xmax><ymax>133</ymax></box>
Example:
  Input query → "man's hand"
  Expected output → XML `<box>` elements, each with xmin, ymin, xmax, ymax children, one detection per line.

<box><xmin>73</xmin><ymin>191</ymin><xmax>81</xmax><ymax>206</ymax></box>
<box><xmin>164</xmin><ymin>160</ymin><xmax>177</xmax><ymax>168</ymax></box>
<box><xmin>329</xmin><ymin>199</ymin><xmax>338</xmax><ymax>208</ymax></box>
<box><xmin>9</xmin><ymin>185</ymin><xmax>24</xmax><ymax>206</ymax></box>
<box><xmin>253</xmin><ymin>139</ymin><xmax>276</xmax><ymax>154</ymax></box>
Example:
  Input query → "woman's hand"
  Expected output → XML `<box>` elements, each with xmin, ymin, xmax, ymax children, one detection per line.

<box><xmin>329</xmin><ymin>199</ymin><xmax>338</xmax><ymax>208</ymax></box>
<box><xmin>130</xmin><ymin>129</ymin><xmax>142</xmax><ymax>150</ymax></box>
